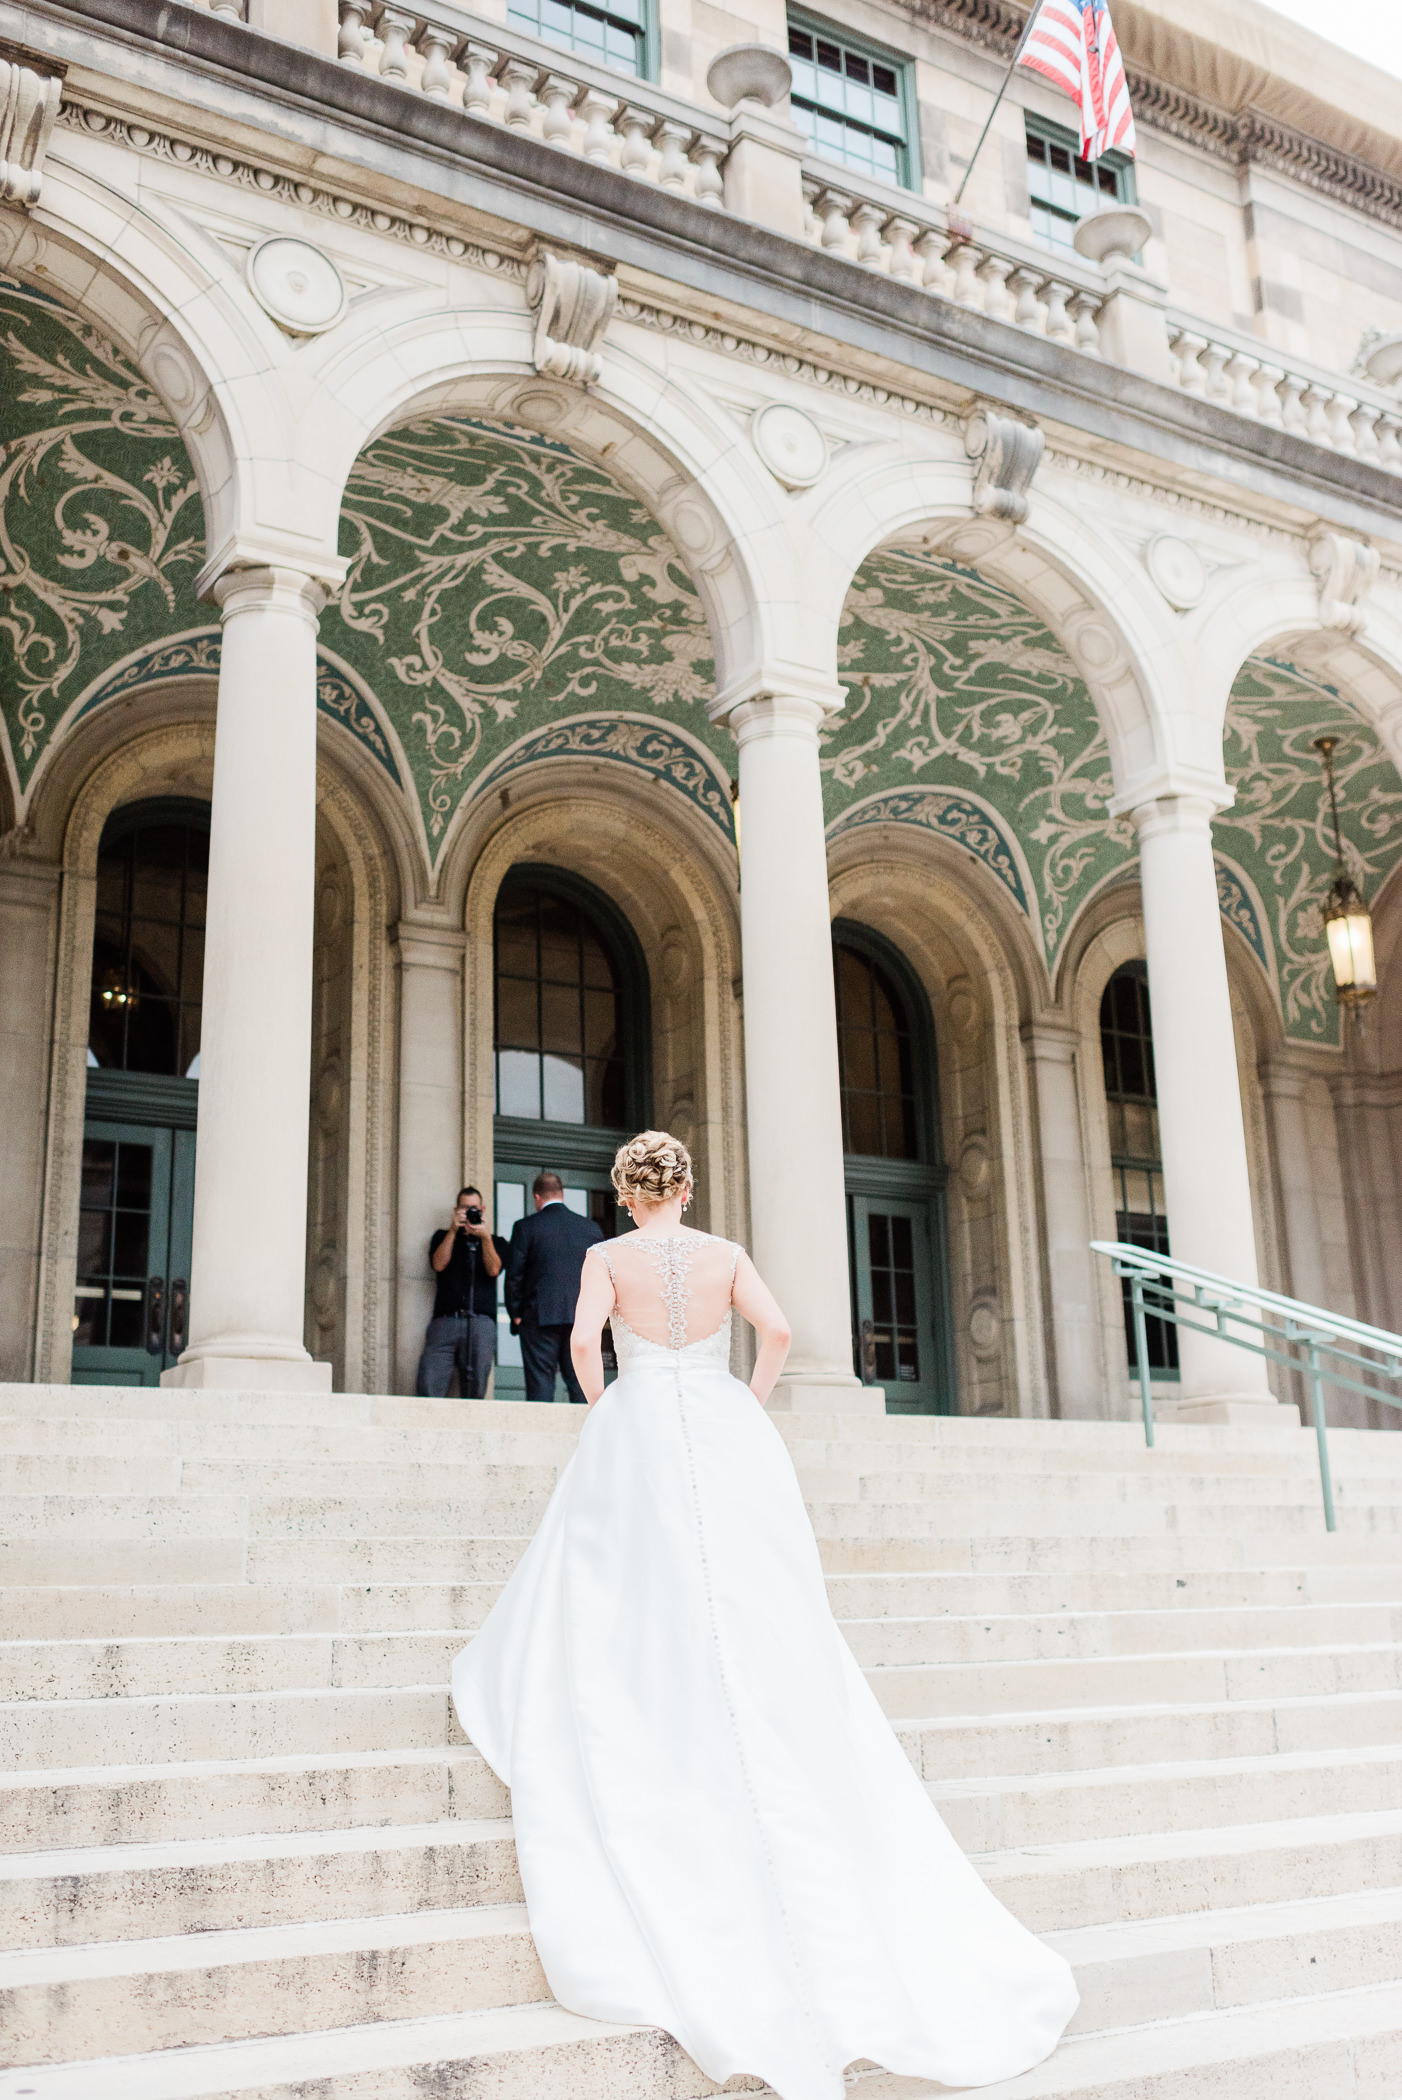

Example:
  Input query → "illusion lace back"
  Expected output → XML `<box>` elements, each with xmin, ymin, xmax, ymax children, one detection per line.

<box><xmin>593</xmin><ymin>1230</ymin><xmax>739</xmax><ymax>1369</ymax></box>
<box><xmin>452</xmin><ymin>1224</ymin><xmax>1077</xmax><ymax>2100</ymax></box>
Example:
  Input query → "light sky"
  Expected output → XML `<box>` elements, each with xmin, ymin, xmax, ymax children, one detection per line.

<box><xmin>1256</xmin><ymin>0</ymin><xmax>1402</xmax><ymax>80</ymax></box>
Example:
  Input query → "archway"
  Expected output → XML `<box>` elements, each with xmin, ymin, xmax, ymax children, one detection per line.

<box><xmin>834</xmin><ymin>921</ymin><xmax>954</xmax><ymax>1414</ymax></box>
<box><xmin>489</xmin><ymin>866</ymin><xmax>650</xmax><ymax>1398</ymax></box>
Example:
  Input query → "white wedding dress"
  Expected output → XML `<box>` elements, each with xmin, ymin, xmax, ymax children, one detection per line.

<box><xmin>451</xmin><ymin>1230</ymin><xmax>1077</xmax><ymax>2100</ymax></box>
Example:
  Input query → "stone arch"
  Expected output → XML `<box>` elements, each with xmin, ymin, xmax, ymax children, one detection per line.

<box><xmin>294</xmin><ymin>302</ymin><xmax>796</xmax><ymax>702</ymax></box>
<box><xmin>799</xmin><ymin>443</ymin><xmax>1181</xmax><ymax>793</ymax></box>
<box><xmin>460</xmin><ymin>772</ymin><xmax>746</xmax><ymax>1255</ymax></box>
<box><xmin>32</xmin><ymin>719</ymin><xmax>218</xmax><ymax>1382</ymax></box>
<box><xmin>827</xmin><ymin>829</ymin><xmax>1051</xmax><ymax>1420</ymax></box>
<box><xmin>0</xmin><ymin>166</ymin><xmax>259</xmax><ymax>570</ymax></box>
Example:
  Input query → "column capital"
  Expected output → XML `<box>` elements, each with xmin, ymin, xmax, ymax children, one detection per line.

<box><xmin>709</xmin><ymin>673</ymin><xmax>847</xmax><ymax>741</ymax></box>
<box><xmin>208</xmin><ymin>564</ymin><xmax>337</xmax><ymax>625</ymax></box>
<box><xmin>392</xmin><ymin>919</ymin><xmax>469</xmax><ymax>971</ymax></box>
<box><xmin>1107</xmin><ymin>768</ymin><xmax>1233</xmax><ymax>822</ymax></box>
<box><xmin>197</xmin><ymin>537</ymin><xmax>348</xmax><ymax>608</ymax></box>
<box><xmin>1124</xmin><ymin>790</ymin><xmax>1225</xmax><ymax>842</ymax></box>
<box><xmin>1020</xmin><ymin>1017</ymin><xmax>1081</xmax><ymax>1064</ymax></box>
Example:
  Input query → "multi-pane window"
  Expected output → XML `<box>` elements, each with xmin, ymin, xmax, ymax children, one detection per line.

<box><xmin>89</xmin><ymin>818</ymin><xmax>207</xmax><ymax>1079</ymax></box>
<box><xmin>787</xmin><ymin>19</ymin><xmax>910</xmax><ymax>186</ymax></box>
<box><xmin>508</xmin><ymin>0</ymin><xmax>644</xmax><ymax>75</ymax></box>
<box><xmin>1026</xmin><ymin>116</ymin><xmax>1133</xmax><ymax>255</ymax></box>
<box><xmin>834</xmin><ymin>943</ymin><xmax>918</xmax><ymax>1160</ymax></box>
<box><xmin>495</xmin><ymin>884</ymin><xmax>626</xmax><ymax>1128</ymax></box>
<box><xmin>864</xmin><ymin>1210</ymin><xmax>921</xmax><ymax>1384</ymax></box>
<box><xmin>74</xmin><ymin>1138</ymin><xmax>152</xmax><ymax>1350</ymax></box>
<box><xmin>1100</xmin><ymin>962</ymin><xmax>1177</xmax><ymax>1375</ymax></box>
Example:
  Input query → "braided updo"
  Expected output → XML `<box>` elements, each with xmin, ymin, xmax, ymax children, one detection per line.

<box><xmin>611</xmin><ymin>1129</ymin><xmax>693</xmax><ymax>1208</ymax></box>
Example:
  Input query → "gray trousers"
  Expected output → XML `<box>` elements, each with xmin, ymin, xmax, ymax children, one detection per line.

<box><xmin>416</xmin><ymin>1312</ymin><xmax>496</xmax><ymax>1399</ymax></box>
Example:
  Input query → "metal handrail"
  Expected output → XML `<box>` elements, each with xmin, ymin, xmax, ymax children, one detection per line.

<box><xmin>1090</xmin><ymin>1241</ymin><xmax>1402</xmax><ymax>1531</ymax></box>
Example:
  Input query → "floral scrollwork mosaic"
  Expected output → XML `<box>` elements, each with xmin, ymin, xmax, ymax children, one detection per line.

<box><xmin>470</xmin><ymin>714</ymin><xmax>734</xmax><ymax>839</ymax></box>
<box><xmin>826</xmin><ymin>787</ymin><xmax>1031</xmax><ymax>915</ymax></box>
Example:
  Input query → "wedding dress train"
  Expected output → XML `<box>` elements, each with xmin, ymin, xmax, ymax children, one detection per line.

<box><xmin>451</xmin><ymin>1231</ymin><xmax>1077</xmax><ymax>2100</ymax></box>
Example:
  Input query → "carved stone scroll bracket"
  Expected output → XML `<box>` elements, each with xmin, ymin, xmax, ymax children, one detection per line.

<box><xmin>964</xmin><ymin>408</ymin><xmax>1044</xmax><ymax>525</ymax></box>
<box><xmin>1308</xmin><ymin>528</ymin><xmax>1379</xmax><ymax>634</ymax></box>
<box><xmin>525</xmin><ymin>251</ymin><xmax>617</xmax><ymax>388</ymax></box>
<box><xmin>0</xmin><ymin>56</ymin><xmax>63</xmax><ymax>208</ymax></box>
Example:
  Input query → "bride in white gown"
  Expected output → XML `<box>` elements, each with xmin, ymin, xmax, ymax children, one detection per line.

<box><xmin>451</xmin><ymin>1131</ymin><xmax>1077</xmax><ymax>2100</ymax></box>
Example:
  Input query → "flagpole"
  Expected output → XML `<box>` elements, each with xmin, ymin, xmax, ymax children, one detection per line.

<box><xmin>951</xmin><ymin>0</ymin><xmax>1047</xmax><ymax>210</ymax></box>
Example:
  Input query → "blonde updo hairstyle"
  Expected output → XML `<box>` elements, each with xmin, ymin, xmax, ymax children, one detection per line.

<box><xmin>611</xmin><ymin>1129</ymin><xmax>693</xmax><ymax>1209</ymax></box>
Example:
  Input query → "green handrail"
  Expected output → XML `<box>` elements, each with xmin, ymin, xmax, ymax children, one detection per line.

<box><xmin>1090</xmin><ymin>1241</ymin><xmax>1402</xmax><ymax>1531</ymax></box>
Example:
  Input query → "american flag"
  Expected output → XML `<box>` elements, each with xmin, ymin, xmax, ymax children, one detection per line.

<box><xmin>1017</xmin><ymin>0</ymin><xmax>1136</xmax><ymax>161</ymax></box>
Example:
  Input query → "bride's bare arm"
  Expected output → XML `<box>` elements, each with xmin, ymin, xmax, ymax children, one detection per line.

<box><xmin>731</xmin><ymin>1251</ymin><xmax>791</xmax><ymax>1405</ymax></box>
<box><xmin>570</xmin><ymin>1249</ymin><xmax>616</xmax><ymax>1405</ymax></box>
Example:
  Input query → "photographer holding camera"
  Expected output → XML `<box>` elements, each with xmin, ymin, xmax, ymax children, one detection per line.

<box><xmin>415</xmin><ymin>1186</ymin><xmax>509</xmax><ymax>1399</ymax></box>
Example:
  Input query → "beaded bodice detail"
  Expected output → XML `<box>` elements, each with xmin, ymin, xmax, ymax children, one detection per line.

<box><xmin>596</xmin><ymin>1232</ymin><xmax>740</xmax><ymax>1370</ymax></box>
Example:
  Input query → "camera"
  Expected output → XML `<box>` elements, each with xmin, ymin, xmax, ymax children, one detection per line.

<box><xmin>465</xmin><ymin>1206</ymin><xmax>483</xmax><ymax>1226</ymax></box>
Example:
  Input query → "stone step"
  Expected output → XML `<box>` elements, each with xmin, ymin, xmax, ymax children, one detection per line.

<box><xmin>982</xmin><ymin>1808</ymin><xmax>1402</xmax><ymax>1931</ymax></box>
<box><xmin>899</xmin><ymin>1688</ymin><xmax>1402</xmax><ymax>1777</ymax></box>
<box><xmin>11</xmin><ymin>1567</ymin><xmax>1396</xmax><ymax>1644</ymax></box>
<box><xmin>869</xmin><ymin>1640</ymin><xmax>1402</xmax><ymax>1718</ymax></box>
<box><xmin>0</xmin><ymin>1821</ymin><xmax>520</xmax><ymax>1952</ymax></box>
<box><xmin>0</xmin><ymin>1903</ymin><xmax>548</xmax><ymax>2063</ymax></box>
<box><xmin>3</xmin><ymin>1942</ymin><xmax>1401</xmax><ymax>2099</ymax></box>
<box><xmin>0</xmin><ymin>1686</ymin><xmax>454</xmax><ymax>1771</ymax></box>
<box><xmin>843</xmin><ymin>1600</ymin><xmax>1402</xmax><ymax>1665</ymax></box>
<box><xmin>0</xmin><ymin>1997</ymin><xmax>725</xmax><ymax>2100</ymax></box>
<box><xmin>9</xmin><ymin>1623</ymin><xmax>1399</xmax><ymax>1717</ymax></box>
<box><xmin>0</xmin><ymin>1631</ymin><xmax>471</xmax><ymax>1703</ymax></box>
<box><xmin>934</xmin><ymin>1744</ymin><xmax>1402</xmax><ymax>1851</ymax></box>
<box><xmin>9</xmin><ymin>1761</ymin><xmax>1402</xmax><ymax>1953</ymax></box>
<box><xmin>856</xmin><ymin>1979</ymin><xmax>1402</xmax><ymax>2100</ymax></box>
<box><xmin>7</xmin><ymin>1869</ymin><xmax>1401</xmax><ymax>2066</ymax></box>
<box><xmin>1051</xmin><ymin>1884</ymin><xmax>1402</xmax><ymax>2033</ymax></box>
<box><xmin>2</xmin><ymin>1881</ymin><xmax>1402</xmax><ymax>2091</ymax></box>
<box><xmin>0</xmin><ymin>1749</ymin><xmax>499</xmax><ymax>1852</ymax></box>
<box><xmin>6</xmin><ymin>1449</ymin><xmax>1384</xmax><ymax>1511</ymax></box>
<box><xmin>806</xmin><ymin>1498</ymin><xmax>1400</xmax><ymax>1540</ymax></box>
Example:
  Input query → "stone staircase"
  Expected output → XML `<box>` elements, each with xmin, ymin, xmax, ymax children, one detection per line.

<box><xmin>2</xmin><ymin>1383</ymin><xmax>1401</xmax><ymax>2098</ymax></box>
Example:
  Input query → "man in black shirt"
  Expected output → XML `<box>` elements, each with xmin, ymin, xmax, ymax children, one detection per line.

<box><xmin>415</xmin><ymin>1186</ymin><xmax>510</xmax><ymax>1399</ymax></box>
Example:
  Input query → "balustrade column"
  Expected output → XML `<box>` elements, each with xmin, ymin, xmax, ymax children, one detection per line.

<box><xmin>1130</xmin><ymin>795</ymin><xmax>1284</xmax><ymax>1419</ymax></box>
<box><xmin>722</xmin><ymin>690</ymin><xmax>872</xmax><ymax>1412</ymax></box>
<box><xmin>164</xmin><ymin>566</ymin><xmax>332</xmax><ymax>1389</ymax></box>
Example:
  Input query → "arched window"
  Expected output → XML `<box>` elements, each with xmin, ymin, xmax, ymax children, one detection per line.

<box><xmin>834</xmin><ymin>942</ymin><xmax>919</xmax><ymax>1161</ymax></box>
<box><xmin>494</xmin><ymin>879</ymin><xmax>635</xmax><ymax>1128</ymax></box>
<box><xmin>492</xmin><ymin>870</ymin><xmax>650</xmax><ymax>1394</ymax></box>
<box><xmin>90</xmin><ymin>804</ymin><xmax>208</xmax><ymax>1078</ymax></box>
<box><xmin>832</xmin><ymin>924</ymin><xmax>951</xmax><ymax>1413</ymax></box>
<box><xmin>1100</xmin><ymin>961</ymin><xmax>1177</xmax><ymax>1375</ymax></box>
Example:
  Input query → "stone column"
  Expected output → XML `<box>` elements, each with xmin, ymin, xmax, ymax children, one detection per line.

<box><xmin>164</xmin><ymin>566</ymin><xmax>332</xmax><ymax>1390</ymax></box>
<box><xmin>0</xmin><ymin>856</ymin><xmax>59</xmax><ymax>1380</ymax></box>
<box><xmin>392</xmin><ymin>920</ymin><xmax>466</xmax><ymax>1394</ymax></box>
<box><xmin>1131</xmin><ymin>795</ymin><xmax>1285</xmax><ymax>1420</ymax></box>
<box><xmin>722</xmin><ymin>689</ymin><xmax>872</xmax><ymax>1412</ymax></box>
<box><xmin>1023</xmin><ymin>1020</ymin><xmax>1106</xmax><ymax>1419</ymax></box>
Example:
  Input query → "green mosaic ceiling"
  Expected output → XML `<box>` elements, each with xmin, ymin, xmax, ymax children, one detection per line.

<box><xmin>830</xmin><ymin>549</ymin><xmax>1402</xmax><ymax>1045</ymax></box>
<box><xmin>2</xmin><ymin>278</ymin><xmax>1400</xmax><ymax>1047</ymax></box>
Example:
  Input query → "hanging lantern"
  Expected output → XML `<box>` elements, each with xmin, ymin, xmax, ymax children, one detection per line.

<box><xmin>99</xmin><ymin>967</ymin><xmax>139</xmax><ymax>1012</ymax></box>
<box><xmin>1314</xmin><ymin>736</ymin><xmax>1376</xmax><ymax>1007</ymax></box>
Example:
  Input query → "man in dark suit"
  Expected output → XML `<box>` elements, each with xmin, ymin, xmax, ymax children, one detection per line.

<box><xmin>505</xmin><ymin>1172</ymin><xmax>605</xmax><ymax>1404</ymax></box>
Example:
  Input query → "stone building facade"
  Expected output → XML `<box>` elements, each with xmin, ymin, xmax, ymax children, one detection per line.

<box><xmin>1</xmin><ymin>0</ymin><xmax>1401</xmax><ymax>1425</ymax></box>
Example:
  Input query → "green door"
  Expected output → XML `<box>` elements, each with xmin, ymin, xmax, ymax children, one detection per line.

<box><xmin>72</xmin><ymin>1120</ymin><xmax>195</xmax><ymax>1386</ymax></box>
<box><xmin>494</xmin><ymin>1164</ymin><xmax>626</xmax><ymax>1400</ymax></box>
<box><xmin>850</xmin><ymin>1195</ymin><xmax>945</xmax><ymax>1415</ymax></box>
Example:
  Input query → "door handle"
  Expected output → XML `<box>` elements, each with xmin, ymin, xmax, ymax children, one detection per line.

<box><xmin>145</xmin><ymin>1276</ymin><xmax>166</xmax><ymax>1355</ymax></box>
<box><xmin>860</xmin><ymin>1317</ymin><xmax>877</xmax><ymax>1383</ymax></box>
<box><xmin>168</xmin><ymin>1278</ymin><xmax>189</xmax><ymax>1358</ymax></box>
